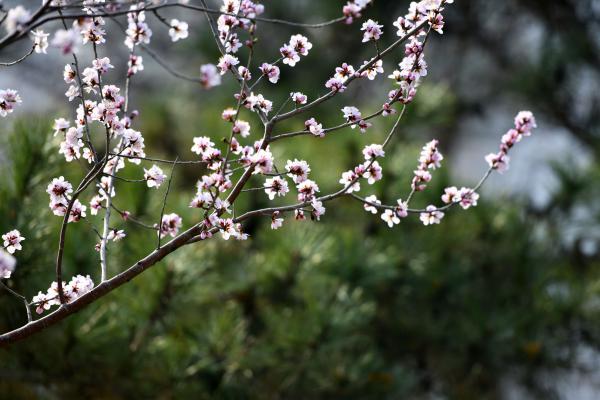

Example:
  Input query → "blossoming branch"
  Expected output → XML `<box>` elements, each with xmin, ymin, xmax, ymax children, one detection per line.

<box><xmin>0</xmin><ymin>0</ymin><xmax>537</xmax><ymax>346</ymax></box>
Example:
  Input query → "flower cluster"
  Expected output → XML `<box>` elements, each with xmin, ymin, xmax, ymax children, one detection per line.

<box><xmin>125</xmin><ymin>7</ymin><xmax>152</xmax><ymax>49</ymax></box>
<box><xmin>31</xmin><ymin>275</ymin><xmax>94</xmax><ymax>314</ymax></box>
<box><xmin>280</xmin><ymin>34</ymin><xmax>313</xmax><ymax>67</ymax></box>
<box><xmin>46</xmin><ymin>176</ymin><xmax>87</xmax><ymax>222</ymax></box>
<box><xmin>339</xmin><ymin>142</ymin><xmax>385</xmax><ymax>193</ymax></box>
<box><xmin>381</xmin><ymin>200</ymin><xmax>409</xmax><ymax>227</ymax></box>
<box><xmin>342</xmin><ymin>106</ymin><xmax>371</xmax><ymax>132</ymax></box>
<box><xmin>441</xmin><ymin>186</ymin><xmax>479</xmax><ymax>210</ymax></box>
<box><xmin>411</xmin><ymin>140</ymin><xmax>443</xmax><ymax>192</ymax></box>
<box><xmin>217</xmin><ymin>0</ymin><xmax>264</xmax><ymax>53</ymax></box>
<box><xmin>485</xmin><ymin>111</ymin><xmax>537</xmax><ymax>173</ymax></box>
<box><xmin>386</xmin><ymin>0</ymin><xmax>453</xmax><ymax>105</ymax></box>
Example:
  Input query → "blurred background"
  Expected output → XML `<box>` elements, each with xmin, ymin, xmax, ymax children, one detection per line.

<box><xmin>1</xmin><ymin>0</ymin><xmax>599</xmax><ymax>398</ymax></box>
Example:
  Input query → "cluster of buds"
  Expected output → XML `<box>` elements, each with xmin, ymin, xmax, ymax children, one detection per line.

<box><xmin>485</xmin><ymin>111</ymin><xmax>537</xmax><ymax>173</ymax></box>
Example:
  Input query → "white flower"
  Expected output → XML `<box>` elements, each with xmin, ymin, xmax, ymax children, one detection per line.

<box><xmin>457</xmin><ymin>187</ymin><xmax>479</xmax><ymax>210</ymax></box>
<box><xmin>2</xmin><ymin>230</ymin><xmax>25</xmax><ymax>254</ymax></box>
<box><xmin>259</xmin><ymin>63</ymin><xmax>281</xmax><ymax>84</ymax></box>
<box><xmin>361</xmin><ymin>19</ymin><xmax>383</xmax><ymax>42</ymax></box>
<box><xmin>363</xmin><ymin>195</ymin><xmax>381</xmax><ymax>214</ymax></box>
<box><xmin>4</xmin><ymin>6</ymin><xmax>31</xmax><ymax>33</ymax></box>
<box><xmin>200</xmin><ymin>64</ymin><xmax>221</xmax><ymax>89</ymax></box>
<box><xmin>67</xmin><ymin>199</ymin><xmax>87</xmax><ymax>223</ymax></box>
<box><xmin>233</xmin><ymin>120</ymin><xmax>251</xmax><ymax>137</ymax></box>
<box><xmin>0</xmin><ymin>89</ymin><xmax>22</xmax><ymax>117</ymax></box>
<box><xmin>264</xmin><ymin>176</ymin><xmax>289</xmax><ymax>200</ymax></box>
<box><xmin>93</xmin><ymin>57</ymin><xmax>113</xmax><ymax>74</ymax></box>
<box><xmin>158</xmin><ymin>213</ymin><xmax>182</xmax><ymax>238</ymax></box>
<box><xmin>107</xmin><ymin>229</ymin><xmax>126</xmax><ymax>242</ymax></box>
<box><xmin>285</xmin><ymin>159</ymin><xmax>311</xmax><ymax>184</ymax></box>
<box><xmin>46</xmin><ymin>176</ymin><xmax>73</xmax><ymax>203</ymax></box>
<box><xmin>291</xmin><ymin>92</ymin><xmax>307</xmax><ymax>105</ymax></box>
<box><xmin>289</xmin><ymin>34</ymin><xmax>312</xmax><ymax>56</ymax></box>
<box><xmin>271</xmin><ymin>212</ymin><xmax>284</xmax><ymax>230</ymax></box>
<box><xmin>395</xmin><ymin>199</ymin><xmax>408</xmax><ymax>218</ymax></box>
<box><xmin>128</xmin><ymin>54</ymin><xmax>144</xmax><ymax>76</ymax></box>
<box><xmin>31</xmin><ymin>29</ymin><xmax>49</xmax><ymax>54</ymax></box>
<box><xmin>485</xmin><ymin>152</ymin><xmax>510</xmax><ymax>173</ymax></box>
<box><xmin>52</xmin><ymin>118</ymin><xmax>70</xmax><ymax>136</ymax></box>
<box><xmin>65</xmin><ymin>85</ymin><xmax>79</xmax><ymax>101</ymax></box>
<box><xmin>169</xmin><ymin>19</ymin><xmax>189</xmax><ymax>42</ymax></box>
<box><xmin>0</xmin><ymin>249</ymin><xmax>16</xmax><ymax>279</ymax></box>
<box><xmin>339</xmin><ymin>170</ymin><xmax>360</xmax><ymax>193</ymax></box>
<box><xmin>217</xmin><ymin>54</ymin><xmax>239</xmax><ymax>74</ymax></box>
<box><xmin>51</xmin><ymin>29</ymin><xmax>81</xmax><ymax>55</ymax></box>
<box><xmin>65</xmin><ymin>274</ymin><xmax>94</xmax><ymax>301</ymax></box>
<box><xmin>363</xmin><ymin>144</ymin><xmax>385</xmax><ymax>160</ymax></box>
<box><xmin>144</xmin><ymin>165</ymin><xmax>167</xmax><ymax>188</ymax></box>
<box><xmin>246</xmin><ymin>92</ymin><xmax>272</xmax><ymax>114</ymax></box>
<box><xmin>63</xmin><ymin>64</ymin><xmax>76</xmax><ymax>83</ymax></box>
<box><xmin>125</xmin><ymin>20</ymin><xmax>152</xmax><ymax>49</ymax></box>
<box><xmin>280</xmin><ymin>44</ymin><xmax>300</xmax><ymax>67</ymax></box>
<box><xmin>311</xmin><ymin>199</ymin><xmax>326</xmax><ymax>220</ymax></box>
<box><xmin>381</xmin><ymin>209</ymin><xmax>400</xmax><ymax>227</ymax></box>
<box><xmin>420</xmin><ymin>205</ymin><xmax>444</xmax><ymax>226</ymax></box>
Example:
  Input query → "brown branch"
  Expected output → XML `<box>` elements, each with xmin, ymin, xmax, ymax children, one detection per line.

<box><xmin>0</xmin><ymin>222</ymin><xmax>203</xmax><ymax>347</ymax></box>
<box><xmin>0</xmin><ymin>2</ymin><xmax>344</xmax><ymax>51</ymax></box>
<box><xmin>0</xmin><ymin>45</ymin><xmax>35</xmax><ymax>67</ymax></box>
<box><xmin>271</xmin><ymin>20</ymin><xmax>428</xmax><ymax>124</ymax></box>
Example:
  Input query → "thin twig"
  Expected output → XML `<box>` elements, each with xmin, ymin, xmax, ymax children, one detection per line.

<box><xmin>0</xmin><ymin>281</ymin><xmax>32</xmax><ymax>323</ymax></box>
<box><xmin>0</xmin><ymin>45</ymin><xmax>35</xmax><ymax>67</ymax></box>
<box><xmin>157</xmin><ymin>157</ymin><xmax>178</xmax><ymax>250</ymax></box>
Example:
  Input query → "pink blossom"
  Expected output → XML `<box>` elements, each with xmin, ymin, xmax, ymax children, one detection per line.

<box><xmin>259</xmin><ymin>63</ymin><xmax>280</xmax><ymax>84</ymax></box>
<box><xmin>381</xmin><ymin>209</ymin><xmax>400</xmax><ymax>227</ymax></box>
<box><xmin>325</xmin><ymin>77</ymin><xmax>346</xmax><ymax>93</ymax></box>
<box><xmin>291</xmin><ymin>92</ymin><xmax>307</xmax><ymax>105</ymax></box>
<box><xmin>286</xmin><ymin>159</ymin><xmax>311</xmax><ymax>184</ymax></box>
<box><xmin>2</xmin><ymin>230</ymin><xmax>24</xmax><ymax>254</ymax></box>
<box><xmin>0</xmin><ymin>89</ymin><xmax>22</xmax><ymax>117</ymax></box>
<box><xmin>144</xmin><ymin>165</ymin><xmax>167</xmax><ymax>188</ymax></box>
<box><xmin>169</xmin><ymin>19</ymin><xmax>189</xmax><ymax>42</ymax></box>
<box><xmin>217</xmin><ymin>54</ymin><xmax>239</xmax><ymax>74</ymax></box>
<box><xmin>271</xmin><ymin>212</ymin><xmax>284</xmax><ymax>230</ymax></box>
<box><xmin>363</xmin><ymin>195</ymin><xmax>381</xmax><ymax>214</ymax></box>
<box><xmin>264</xmin><ymin>177</ymin><xmax>289</xmax><ymax>200</ymax></box>
<box><xmin>420</xmin><ymin>205</ymin><xmax>444</xmax><ymax>225</ymax></box>
<box><xmin>363</xmin><ymin>144</ymin><xmax>385</xmax><ymax>160</ymax></box>
<box><xmin>361</xmin><ymin>19</ymin><xmax>383</xmax><ymax>42</ymax></box>
<box><xmin>158</xmin><ymin>213</ymin><xmax>182</xmax><ymax>238</ymax></box>
<box><xmin>0</xmin><ymin>249</ymin><xmax>16</xmax><ymax>279</ymax></box>
<box><xmin>305</xmin><ymin>118</ymin><xmax>324</xmax><ymax>137</ymax></box>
